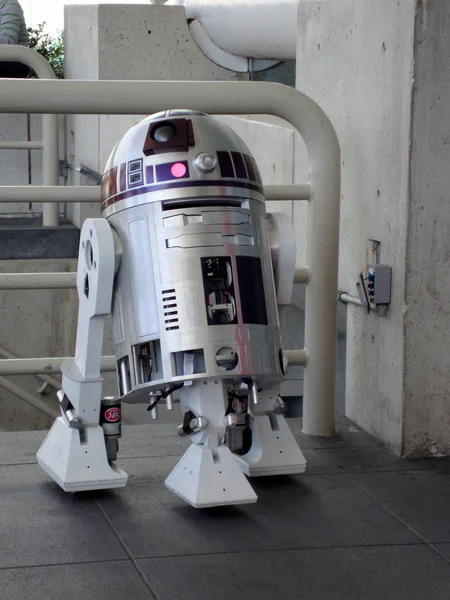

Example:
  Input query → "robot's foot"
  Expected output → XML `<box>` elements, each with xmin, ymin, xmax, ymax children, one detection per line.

<box><xmin>234</xmin><ymin>414</ymin><xmax>307</xmax><ymax>477</ymax></box>
<box><xmin>165</xmin><ymin>443</ymin><xmax>257</xmax><ymax>508</ymax></box>
<box><xmin>37</xmin><ymin>417</ymin><xmax>128</xmax><ymax>492</ymax></box>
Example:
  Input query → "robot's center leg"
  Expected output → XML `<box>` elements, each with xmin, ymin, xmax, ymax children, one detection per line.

<box><xmin>165</xmin><ymin>379</ymin><xmax>257</xmax><ymax>508</ymax></box>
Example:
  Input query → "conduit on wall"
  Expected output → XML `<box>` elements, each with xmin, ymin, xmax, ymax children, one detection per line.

<box><xmin>166</xmin><ymin>0</ymin><xmax>298</xmax><ymax>71</ymax></box>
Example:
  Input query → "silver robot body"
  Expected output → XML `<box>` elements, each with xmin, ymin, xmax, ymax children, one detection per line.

<box><xmin>101</xmin><ymin>111</ymin><xmax>284</xmax><ymax>403</ymax></box>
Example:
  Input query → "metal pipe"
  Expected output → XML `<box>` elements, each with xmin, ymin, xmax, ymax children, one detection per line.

<box><xmin>0</xmin><ymin>376</ymin><xmax>59</xmax><ymax>419</ymax></box>
<box><xmin>0</xmin><ymin>346</ymin><xmax>61</xmax><ymax>391</ymax></box>
<box><xmin>166</xmin><ymin>392</ymin><xmax>174</xmax><ymax>411</ymax></box>
<box><xmin>265</xmin><ymin>184</ymin><xmax>311</xmax><ymax>202</ymax></box>
<box><xmin>42</xmin><ymin>113</ymin><xmax>60</xmax><ymax>227</ymax></box>
<box><xmin>0</xmin><ymin>356</ymin><xmax>116</xmax><ymax>376</ymax></box>
<box><xmin>285</xmin><ymin>349</ymin><xmax>308</xmax><ymax>367</ymax></box>
<box><xmin>0</xmin><ymin>183</ymin><xmax>310</xmax><ymax>204</ymax></box>
<box><xmin>0</xmin><ymin>79</ymin><xmax>340</xmax><ymax>437</ymax></box>
<box><xmin>0</xmin><ymin>141</ymin><xmax>43</xmax><ymax>150</ymax></box>
<box><xmin>338</xmin><ymin>291</ymin><xmax>362</xmax><ymax>307</ymax></box>
<box><xmin>293</xmin><ymin>268</ymin><xmax>310</xmax><ymax>284</ymax></box>
<box><xmin>167</xmin><ymin>0</ymin><xmax>298</xmax><ymax>60</ymax></box>
<box><xmin>0</xmin><ymin>46</ymin><xmax>59</xmax><ymax>227</ymax></box>
<box><xmin>0</xmin><ymin>273</ymin><xmax>77</xmax><ymax>290</ymax></box>
<box><xmin>251</xmin><ymin>381</ymin><xmax>260</xmax><ymax>405</ymax></box>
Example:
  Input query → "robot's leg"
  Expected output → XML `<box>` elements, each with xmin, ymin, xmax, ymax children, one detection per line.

<box><xmin>37</xmin><ymin>219</ymin><xmax>127</xmax><ymax>492</ymax></box>
<box><xmin>234</xmin><ymin>386</ymin><xmax>307</xmax><ymax>477</ymax></box>
<box><xmin>165</xmin><ymin>380</ymin><xmax>257</xmax><ymax>508</ymax></box>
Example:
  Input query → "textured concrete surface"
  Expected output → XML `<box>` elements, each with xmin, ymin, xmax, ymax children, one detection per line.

<box><xmin>296</xmin><ymin>0</ymin><xmax>415</xmax><ymax>454</ymax></box>
<box><xmin>0</xmin><ymin>418</ymin><xmax>448</xmax><ymax>599</ymax></box>
<box><xmin>0</xmin><ymin>218</ymin><xmax>79</xmax><ymax>260</ymax></box>
<box><xmin>296</xmin><ymin>0</ymin><xmax>450</xmax><ymax>458</ymax></box>
<box><xmin>404</xmin><ymin>0</ymin><xmax>450</xmax><ymax>457</ymax></box>
<box><xmin>0</xmin><ymin>259</ymin><xmax>78</xmax><ymax>431</ymax></box>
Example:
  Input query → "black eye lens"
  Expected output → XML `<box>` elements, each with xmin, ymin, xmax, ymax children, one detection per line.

<box><xmin>151</xmin><ymin>122</ymin><xmax>177</xmax><ymax>143</ymax></box>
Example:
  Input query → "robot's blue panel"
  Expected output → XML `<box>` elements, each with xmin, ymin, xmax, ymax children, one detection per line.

<box><xmin>146</xmin><ymin>166</ymin><xmax>155</xmax><ymax>184</ymax></box>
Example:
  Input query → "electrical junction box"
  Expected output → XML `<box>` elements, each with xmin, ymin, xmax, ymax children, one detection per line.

<box><xmin>367</xmin><ymin>264</ymin><xmax>392</xmax><ymax>305</ymax></box>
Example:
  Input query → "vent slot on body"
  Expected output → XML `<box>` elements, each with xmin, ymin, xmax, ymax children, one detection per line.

<box><xmin>162</xmin><ymin>199</ymin><xmax>243</xmax><ymax>211</ymax></box>
<box><xmin>162</xmin><ymin>289</ymin><xmax>180</xmax><ymax>331</ymax></box>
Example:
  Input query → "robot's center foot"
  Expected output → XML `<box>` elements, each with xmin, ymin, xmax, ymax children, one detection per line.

<box><xmin>165</xmin><ymin>443</ymin><xmax>257</xmax><ymax>508</ymax></box>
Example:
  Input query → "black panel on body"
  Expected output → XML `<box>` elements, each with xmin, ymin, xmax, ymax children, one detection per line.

<box><xmin>231</xmin><ymin>152</ymin><xmax>248</xmax><ymax>179</ymax></box>
<box><xmin>217</xmin><ymin>151</ymin><xmax>235</xmax><ymax>178</ymax></box>
<box><xmin>243</xmin><ymin>154</ymin><xmax>257</xmax><ymax>182</ymax></box>
<box><xmin>236</xmin><ymin>256</ymin><xmax>268</xmax><ymax>325</ymax></box>
<box><xmin>201</xmin><ymin>257</ymin><xmax>238</xmax><ymax>325</ymax></box>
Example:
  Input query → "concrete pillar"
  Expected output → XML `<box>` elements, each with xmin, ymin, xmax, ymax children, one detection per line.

<box><xmin>296</xmin><ymin>0</ymin><xmax>450</xmax><ymax>456</ymax></box>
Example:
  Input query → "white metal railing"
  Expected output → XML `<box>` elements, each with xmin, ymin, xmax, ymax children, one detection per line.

<box><xmin>0</xmin><ymin>78</ymin><xmax>340</xmax><ymax>436</ymax></box>
<box><xmin>0</xmin><ymin>183</ymin><xmax>312</xmax><ymax>203</ymax></box>
<box><xmin>0</xmin><ymin>46</ymin><xmax>59</xmax><ymax>226</ymax></box>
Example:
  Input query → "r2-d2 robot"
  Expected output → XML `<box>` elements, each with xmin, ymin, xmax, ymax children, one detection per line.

<box><xmin>37</xmin><ymin>110</ymin><xmax>306</xmax><ymax>507</ymax></box>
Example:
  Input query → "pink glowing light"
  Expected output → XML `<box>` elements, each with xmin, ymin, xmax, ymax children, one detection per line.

<box><xmin>171</xmin><ymin>162</ymin><xmax>187</xmax><ymax>178</ymax></box>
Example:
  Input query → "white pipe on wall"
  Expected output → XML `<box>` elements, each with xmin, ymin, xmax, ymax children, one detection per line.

<box><xmin>0</xmin><ymin>78</ymin><xmax>340</xmax><ymax>437</ymax></box>
<box><xmin>0</xmin><ymin>351</ymin><xmax>306</xmax><ymax>374</ymax></box>
<box><xmin>0</xmin><ymin>273</ymin><xmax>77</xmax><ymax>290</ymax></box>
<box><xmin>167</xmin><ymin>0</ymin><xmax>298</xmax><ymax>60</ymax></box>
<box><xmin>0</xmin><ymin>184</ymin><xmax>311</xmax><ymax>204</ymax></box>
<box><xmin>0</xmin><ymin>357</ymin><xmax>117</xmax><ymax>376</ymax></box>
<box><xmin>0</xmin><ymin>141</ymin><xmax>43</xmax><ymax>150</ymax></box>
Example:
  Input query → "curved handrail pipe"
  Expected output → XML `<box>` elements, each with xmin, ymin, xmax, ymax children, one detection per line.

<box><xmin>0</xmin><ymin>78</ymin><xmax>340</xmax><ymax>437</ymax></box>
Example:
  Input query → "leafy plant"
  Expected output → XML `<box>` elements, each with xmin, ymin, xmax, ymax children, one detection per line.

<box><xmin>27</xmin><ymin>22</ymin><xmax>64</xmax><ymax>79</ymax></box>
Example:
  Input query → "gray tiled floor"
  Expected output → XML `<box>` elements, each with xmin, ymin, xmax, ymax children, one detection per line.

<box><xmin>0</xmin><ymin>418</ymin><xmax>449</xmax><ymax>599</ymax></box>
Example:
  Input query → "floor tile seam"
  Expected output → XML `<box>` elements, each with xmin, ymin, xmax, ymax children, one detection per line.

<box><xmin>429</xmin><ymin>544</ymin><xmax>450</xmax><ymax>565</ymax></box>
<box><xmin>132</xmin><ymin>541</ymin><xmax>431</xmax><ymax>562</ymax></box>
<box><xmin>313</xmin><ymin>448</ymin><xmax>343</xmax><ymax>469</ymax></box>
<box><xmin>0</xmin><ymin>557</ymin><xmax>131</xmax><ymax>572</ymax></box>
<box><xmin>315</xmin><ymin>449</ymin><xmax>448</xmax><ymax>474</ymax></box>
<box><xmin>343</xmin><ymin>471</ymin><xmax>433</xmax><ymax>544</ymax></box>
<box><xmin>94</xmin><ymin>498</ymin><xmax>160</xmax><ymax>600</ymax></box>
<box><xmin>313</xmin><ymin>462</ymin><xmax>443</xmax><ymax>477</ymax></box>
<box><xmin>0</xmin><ymin>454</ymin><xmax>185</xmax><ymax>467</ymax></box>
<box><xmin>119</xmin><ymin>453</ymin><xmax>185</xmax><ymax>460</ymax></box>
<box><xmin>0</xmin><ymin>461</ymin><xmax>38</xmax><ymax>467</ymax></box>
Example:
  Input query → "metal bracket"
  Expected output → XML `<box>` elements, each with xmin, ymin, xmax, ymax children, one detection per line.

<box><xmin>59</xmin><ymin>160</ymin><xmax>102</xmax><ymax>185</ymax></box>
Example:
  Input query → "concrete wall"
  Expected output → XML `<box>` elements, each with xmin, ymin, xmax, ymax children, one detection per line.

<box><xmin>296</xmin><ymin>0</ymin><xmax>450</xmax><ymax>456</ymax></box>
<box><xmin>0</xmin><ymin>259</ymin><xmax>78</xmax><ymax>431</ymax></box>
<box><xmin>404</xmin><ymin>0</ymin><xmax>450</xmax><ymax>457</ymax></box>
<box><xmin>297</xmin><ymin>0</ymin><xmax>414</xmax><ymax>454</ymax></box>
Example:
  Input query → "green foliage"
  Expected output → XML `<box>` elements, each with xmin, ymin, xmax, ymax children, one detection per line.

<box><xmin>27</xmin><ymin>22</ymin><xmax>64</xmax><ymax>79</ymax></box>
